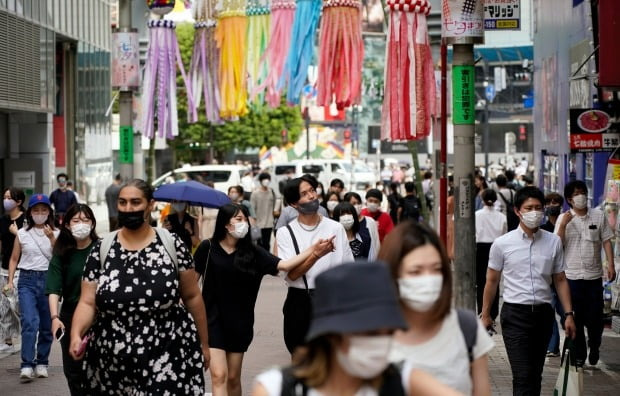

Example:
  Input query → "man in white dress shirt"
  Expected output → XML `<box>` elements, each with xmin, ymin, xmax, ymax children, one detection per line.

<box><xmin>276</xmin><ymin>175</ymin><xmax>353</xmax><ymax>354</ymax></box>
<box><xmin>555</xmin><ymin>180</ymin><xmax>615</xmax><ymax>366</ymax></box>
<box><xmin>481</xmin><ymin>186</ymin><xmax>575</xmax><ymax>396</ymax></box>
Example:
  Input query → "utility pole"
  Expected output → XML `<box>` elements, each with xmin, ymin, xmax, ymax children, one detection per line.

<box><xmin>442</xmin><ymin>1</ymin><xmax>484</xmax><ymax>310</ymax></box>
<box><xmin>117</xmin><ymin>0</ymin><xmax>136</xmax><ymax>181</ymax></box>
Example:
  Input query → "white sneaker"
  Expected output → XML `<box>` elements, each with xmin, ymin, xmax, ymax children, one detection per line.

<box><xmin>20</xmin><ymin>367</ymin><xmax>35</xmax><ymax>383</ymax></box>
<box><xmin>35</xmin><ymin>365</ymin><xmax>48</xmax><ymax>378</ymax></box>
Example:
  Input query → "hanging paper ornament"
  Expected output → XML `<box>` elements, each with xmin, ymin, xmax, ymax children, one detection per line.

<box><xmin>252</xmin><ymin>0</ymin><xmax>296</xmax><ymax>108</ymax></box>
<box><xmin>316</xmin><ymin>0</ymin><xmax>363</xmax><ymax>110</ymax></box>
<box><xmin>382</xmin><ymin>0</ymin><xmax>436</xmax><ymax>141</ymax></box>
<box><xmin>216</xmin><ymin>0</ymin><xmax>248</xmax><ymax>119</ymax></box>
<box><xmin>141</xmin><ymin>19</ymin><xmax>197</xmax><ymax>139</ymax></box>
<box><xmin>189</xmin><ymin>0</ymin><xmax>221</xmax><ymax>123</ymax></box>
<box><xmin>283</xmin><ymin>0</ymin><xmax>322</xmax><ymax>105</ymax></box>
<box><xmin>246</xmin><ymin>0</ymin><xmax>271</xmax><ymax>106</ymax></box>
<box><xmin>147</xmin><ymin>0</ymin><xmax>176</xmax><ymax>15</ymax></box>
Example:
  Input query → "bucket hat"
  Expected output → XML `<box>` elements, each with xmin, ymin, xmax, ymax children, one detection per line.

<box><xmin>305</xmin><ymin>261</ymin><xmax>407</xmax><ymax>341</ymax></box>
<box><xmin>28</xmin><ymin>194</ymin><xmax>51</xmax><ymax>209</ymax></box>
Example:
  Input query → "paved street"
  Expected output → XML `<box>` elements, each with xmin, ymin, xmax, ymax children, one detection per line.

<box><xmin>2</xmin><ymin>276</ymin><xmax>619</xmax><ymax>395</ymax></box>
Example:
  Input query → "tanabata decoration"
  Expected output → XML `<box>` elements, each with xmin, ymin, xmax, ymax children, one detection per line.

<box><xmin>141</xmin><ymin>1</ymin><xmax>196</xmax><ymax>139</ymax></box>
<box><xmin>252</xmin><ymin>0</ymin><xmax>296</xmax><ymax>107</ymax></box>
<box><xmin>216</xmin><ymin>0</ymin><xmax>249</xmax><ymax>119</ymax></box>
<box><xmin>317</xmin><ymin>0</ymin><xmax>364</xmax><ymax>110</ymax></box>
<box><xmin>283</xmin><ymin>0</ymin><xmax>322</xmax><ymax>104</ymax></box>
<box><xmin>381</xmin><ymin>0</ymin><xmax>436</xmax><ymax>141</ymax></box>
<box><xmin>189</xmin><ymin>0</ymin><xmax>221</xmax><ymax>123</ymax></box>
<box><xmin>246</xmin><ymin>0</ymin><xmax>271</xmax><ymax>107</ymax></box>
<box><xmin>147</xmin><ymin>0</ymin><xmax>176</xmax><ymax>14</ymax></box>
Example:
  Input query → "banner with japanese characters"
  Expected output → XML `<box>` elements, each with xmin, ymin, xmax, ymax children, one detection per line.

<box><xmin>570</xmin><ymin>109</ymin><xmax>620</xmax><ymax>152</ymax></box>
<box><xmin>484</xmin><ymin>0</ymin><xmax>521</xmax><ymax>30</ymax></box>
<box><xmin>441</xmin><ymin>0</ymin><xmax>484</xmax><ymax>44</ymax></box>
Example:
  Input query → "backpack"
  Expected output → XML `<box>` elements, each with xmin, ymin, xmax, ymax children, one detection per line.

<box><xmin>401</xmin><ymin>196</ymin><xmax>421</xmax><ymax>221</ymax></box>
<box><xmin>456</xmin><ymin>308</ymin><xmax>479</xmax><ymax>363</ymax></box>
<box><xmin>99</xmin><ymin>227</ymin><xmax>178</xmax><ymax>270</ymax></box>
<box><xmin>498</xmin><ymin>190</ymin><xmax>520</xmax><ymax>231</ymax></box>
<box><xmin>280</xmin><ymin>363</ymin><xmax>405</xmax><ymax>396</ymax></box>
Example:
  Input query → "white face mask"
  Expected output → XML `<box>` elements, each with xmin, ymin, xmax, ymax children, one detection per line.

<box><xmin>572</xmin><ymin>194</ymin><xmax>587</xmax><ymax>210</ymax></box>
<box><xmin>520</xmin><ymin>210</ymin><xmax>543</xmax><ymax>229</ymax></box>
<box><xmin>326</xmin><ymin>201</ymin><xmax>339</xmax><ymax>212</ymax></box>
<box><xmin>336</xmin><ymin>335</ymin><xmax>392</xmax><ymax>379</ymax></box>
<box><xmin>229</xmin><ymin>221</ymin><xmax>249</xmax><ymax>239</ymax></box>
<box><xmin>316</xmin><ymin>188</ymin><xmax>323</xmax><ymax>196</ymax></box>
<box><xmin>71</xmin><ymin>223</ymin><xmax>92</xmax><ymax>240</ymax></box>
<box><xmin>261</xmin><ymin>179</ymin><xmax>270</xmax><ymax>187</ymax></box>
<box><xmin>172</xmin><ymin>202</ymin><xmax>186</xmax><ymax>213</ymax></box>
<box><xmin>398</xmin><ymin>274</ymin><xmax>443</xmax><ymax>312</ymax></box>
<box><xmin>354</xmin><ymin>204</ymin><xmax>363</xmax><ymax>216</ymax></box>
<box><xmin>229</xmin><ymin>193</ymin><xmax>239</xmax><ymax>201</ymax></box>
<box><xmin>339</xmin><ymin>214</ymin><xmax>354</xmax><ymax>230</ymax></box>
<box><xmin>32</xmin><ymin>214</ymin><xmax>48</xmax><ymax>225</ymax></box>
<box><xmin>367</xmin><ymin>202</ymin><xmax>379</xmax><ymax>213</ymax></box>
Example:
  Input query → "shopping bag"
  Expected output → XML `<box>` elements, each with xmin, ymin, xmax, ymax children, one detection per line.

<box><xmin>553</xmin><ymin>339</ymin><xmax>583</xmax><ymax>396</ymax></box>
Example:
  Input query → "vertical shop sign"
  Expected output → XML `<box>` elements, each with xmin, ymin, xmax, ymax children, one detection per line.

<box><xmin>452</xmin><ymin>65</ymin><xmax>475</xmax><ymax>125</ymax></box>
<box><xmin>112</xmin><ymin>32</ymin><xmax>140</xmax><ymax>91</ymax></box>
<box><xmin>484</xmin><ymin>0</ymin><xmax>520</xmax><ymax>30</ymax></box>
<box><xmin>120</xmin><ymin>126</ymin><xmax>134</xmax><ymax>163</ymax></box>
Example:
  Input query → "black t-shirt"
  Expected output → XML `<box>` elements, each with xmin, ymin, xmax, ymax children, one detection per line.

<box><xmin>50</xmin><ymin>188</ymin><xmax>77</xmax><ymax>214</ymax></box>
<box><xmin>0</xmin><ymin>213</ymin><xmax>26</xmax><ymax>269</ymax></box>
<box><xmin>400</xmin><ymin>195</ymin><xmax>422</xmax><ymax>222</ymax></box>
<box><xmin>194</xmin><ymin>240</ymin><xmax>279</xmax><ymax>331</ymax></box>
<box><xmin>540</xmin><ymin>220</ymin><xmax>555</xmax><ymax>233</ymax></box>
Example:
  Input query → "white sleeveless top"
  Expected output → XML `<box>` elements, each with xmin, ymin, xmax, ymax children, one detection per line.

<box><xmin>255</xmin><ymin>369</ymin><xmax>378</xmax><ymax>396</ymax></box>
<box><xmin>17</xmin><ymin>227</ymin><xmax>59</xmax><ymax>271</ymax></box>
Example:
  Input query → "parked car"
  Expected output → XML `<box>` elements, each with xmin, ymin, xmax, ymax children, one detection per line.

<box><xmin>152</xmin><ymin>164</ymin><xmax>249</xmax><ymax>193</ymax></box>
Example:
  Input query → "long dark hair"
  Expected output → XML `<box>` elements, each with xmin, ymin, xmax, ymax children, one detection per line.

<box><xmin>212</xmin><ymin>203</ymin><xmax>257</xmax><ymax>274</ymax></box>
<box><xmin>53</xmin><ymin>204</ymin><xmax>99</xmax><ymax>261</ymax></box>
<box><xmin>4</xmin><ymin>187</ymin><xmax>26</xmax><ymax>213</ymax></box>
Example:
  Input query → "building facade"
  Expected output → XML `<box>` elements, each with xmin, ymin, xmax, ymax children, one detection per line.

<box><xmin>0</xmin><ymin>0</ymin><xmax>112</xmax><ymax>203</ymax></box>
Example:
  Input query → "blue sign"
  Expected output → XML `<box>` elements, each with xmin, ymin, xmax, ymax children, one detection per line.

<box><xmin>485</xmin><ymin>83</ymin><xmax>496</xmax><ymax>103</ymax></box>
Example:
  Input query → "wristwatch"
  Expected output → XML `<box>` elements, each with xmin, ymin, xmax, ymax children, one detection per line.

<box><xmin>564</xmin><ymin>311</ymin><xmax>575</xmax><ymax>318</ymax></box>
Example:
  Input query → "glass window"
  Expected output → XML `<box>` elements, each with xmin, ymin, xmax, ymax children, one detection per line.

<box><xmin>7</xmin><ymin>0</ymin><xmax>15</xmax><ymax>12</ymax></box>
<box><xmin>40</xmin><ymin>27</ymin><xmax>47</xmax><ymax>108</ymax></box>
<box><xmin>23</xmin><ymin>0</ymin><xmax>30</xmax><ymax>18</ymax></box>
<box><xmin>53</xmin><ymin>0</ymin><xmax>59</xmax><ymax>29</ymax></box>
<box><xmin>14</xmin><ymin>0</ymin><xmax>22</xmax><ymax>15</ymax></box>
<box><xmin>30</xmin><ymin>0</ymin><xmax>37</xmax><ymax>22</ymax></box>
<box><xmin>48</xmin><ymin>29</ymin><xmax>55</xmax><ymax>111</ymax></box>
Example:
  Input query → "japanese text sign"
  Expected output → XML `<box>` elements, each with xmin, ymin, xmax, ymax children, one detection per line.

<box><xmin>484</xmin><ymin>0</ymin><xmax>521</xmax><ymax>30</ymax></box>
<box><xmin>452</xmin><ymin>66</ymin><xmax>476</xmax><ymax>125</ymax></box>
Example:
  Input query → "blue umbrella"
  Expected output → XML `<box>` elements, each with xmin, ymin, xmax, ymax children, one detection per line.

<box><xmin>153</xmin><ymin>180</ymin><xmax>231</xmax><ymax>208</ymax></box>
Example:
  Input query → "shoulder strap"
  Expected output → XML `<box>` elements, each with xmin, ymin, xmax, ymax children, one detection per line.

<box><xmin>379</xmin><ymin>364</ymin><xmax>406</xmax><ymax>396</ymax></box>
<box><xmin>498</xmin><ymin>191</ymin><xmax>509</xmax><ymax>206</ymax></box>
<box><xmin>198</xmin><ymin>239</ymin><xmax>212</xmax><ymax>291</ymax></box>
<box><xmin>100</xmin><ymin>230</ymin><xmax>120</xmax><ymax>270</ymax></box>
<box><xmin>456</xmin><ymin>309</ymin><xmax>478</xmax><ymax>363</ymax></box>
<box><xmin>154</xmin><ymin>227</ymin><xmax>179</xmax><ymax>271</ymax></box>
<box><xmin>280</xmin><ymin>367</ymin><xmax>308</xmax><ymax>396</ymax></box>
<box><xmin>286</xmin><ymin>225</ymin><xmax>310</xmax><ymax>293</ymax></box>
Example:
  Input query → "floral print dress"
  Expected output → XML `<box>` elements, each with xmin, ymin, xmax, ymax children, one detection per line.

<box><xmin>82</xmin><ymin>233</ymin><xmax>204</xmax><ymax>395</ymax></box>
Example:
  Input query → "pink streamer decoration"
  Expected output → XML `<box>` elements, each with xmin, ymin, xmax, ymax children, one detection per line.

<box><xmin>141</xmin><ymin>19</ymin><xmax>196</xmax><ymax>139</ymax></box>
<box><xmin>189</xmin><ymin>21</ymin><xmax>221</xmax><ymax>123</ymax></box>
<box><xmin>251</xmin><ymin>0</ymin><xmax>296</xmax><ymax>108</ymax></box>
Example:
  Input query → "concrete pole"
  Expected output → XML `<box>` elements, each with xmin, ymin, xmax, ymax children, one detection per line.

<box><xmin>118</xmin><ymin>0</ymin><xmax>142</xmax><ymax>181</ymax></box>
<box><xmin>452</xmin><ymin>44</ymin><xmax>476</xmax><ymax>310</ymax></box>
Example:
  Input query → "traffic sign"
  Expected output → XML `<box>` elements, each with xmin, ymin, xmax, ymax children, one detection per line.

<box><xmin>485</xmin><ymin>83</ymin><xmax>496</xmax><ymax>103</ymax></box>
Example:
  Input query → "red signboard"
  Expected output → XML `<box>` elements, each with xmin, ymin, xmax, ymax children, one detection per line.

<box><xmin>599</xmin><ymin>0</ymin><xmax>620</xmax><ymax>87</ymax></box>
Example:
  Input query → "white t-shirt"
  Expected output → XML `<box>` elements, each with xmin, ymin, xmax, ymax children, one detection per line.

<box><xmin>255</xmin><ymin>368</ymin><xmax>379</xmax><ymax>396</ymax></box>
<box><xmin>276</xmin><ymin>216</ymin><xmax>354</xmax><ymax>289</ymax></box>
<box><xmin>17</xmin><ymin>227</ymin><xmax>60</xmax><ymax>271</ymax></box>
<box><xmin>389</xmin><ymin>309</ymin><xmax>494</xmax><ymax>396</ymax></box>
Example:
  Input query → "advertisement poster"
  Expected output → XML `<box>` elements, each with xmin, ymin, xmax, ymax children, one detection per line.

<box><xmin>484</xmin><ymin>0</ymin><xmax>520</xmax><ymax>30</ymax></box>
<box><xmin>112</xmin><ymin>32</ymin><xmax>140</xmax><ymax>91</ymax></box>
<box><xmin>441</xmin><ymin>0</ymin><xmax>484</xmax><ymax>43</ymax></box>
<box><xmin>452</xmin><ymin>65</ymin><xmax>475</xmax><ymax>125</ymax></box>
<box><xmin>569</xmin><ymin>109</ymin><xmax>620</xmax><ymax>153</ymax></box>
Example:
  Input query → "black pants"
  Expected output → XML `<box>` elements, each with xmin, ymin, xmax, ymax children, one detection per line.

<box><xmin>259</xmin><ymin>228</ymin><xmax>273</xmax><ymax>251</ymax></box>
<box><xmin>501</xmin><ymin>302</ymin><xmax>554</xmax><ymax>396</ymax></box>
<box><xmin>283</xmin><ymin>287</ymin><xmax>313</xmax><ymax>354</ymax></box>
<box><xmin>59</xmin><ymin>309</ymin><xmax>85</xmax><ymax>396</ymax></box>
<box><xmin>476</xmin><ymin>242</ymin><xmax>499</xmax><ymax>320</ymax></box>
<box><xmin>568</xmin><ymin>278</ymin><xmax>603</xmax><ymax>362</ymax></box>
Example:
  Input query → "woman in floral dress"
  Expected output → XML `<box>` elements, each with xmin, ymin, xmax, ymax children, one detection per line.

<box><xmin>70</xmin><ymin>179</ymin><xmax>209</xmax><ymax>395</ymax></box>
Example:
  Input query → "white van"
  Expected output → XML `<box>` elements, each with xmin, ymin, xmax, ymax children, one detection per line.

<box><xmin>152</xmin><ymin>165</ymin><xmax>249</xmax><ymax>193</ymax></box>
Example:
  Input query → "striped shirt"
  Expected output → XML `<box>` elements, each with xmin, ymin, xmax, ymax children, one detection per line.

<box><xmin>554</xmin><ymin>208</ymin><xmax>613</xmax><ymax>280</ymax></box>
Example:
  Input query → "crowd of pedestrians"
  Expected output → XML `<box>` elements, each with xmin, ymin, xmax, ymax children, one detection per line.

<box><xmin>0</xmin><ymin>166</ymin><xmax>616</xmax><ymax>395</ymax></box>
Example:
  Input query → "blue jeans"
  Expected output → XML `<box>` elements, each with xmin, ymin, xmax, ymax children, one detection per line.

<box><xmin>17</xmin><ymin>270</ymin><xmax>52</xmax><ymax>369</ymax></box>
<box><xmin>547</xmin><ymin>287</ymin><xmax>565</xmax><ymax>354</ymax></box>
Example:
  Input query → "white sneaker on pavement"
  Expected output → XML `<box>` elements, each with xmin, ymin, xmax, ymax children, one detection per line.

<box><xmin>35</xmin><ymin>365</ymin><xmax>48</xmax><ymax>378</ymax></box>
<box><xmin>20</xmin><ymin>367</ymin><xmax>35</xmax><ymax>383</ymax></box>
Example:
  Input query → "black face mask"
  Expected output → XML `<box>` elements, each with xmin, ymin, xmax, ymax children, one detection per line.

<box><xmin>118</xmin><ymin>210</ymin><xmax>146</xmax><ymax>230</ymax></box>
<box><xmin>297</xmin><ymin>199</ymin><xmax>320</xmax><ymax>215</ymax></box>
<box><xmin>545</xmin><ymin>206</ymin><xmax>561</xmax><ymax>217</ymax></box>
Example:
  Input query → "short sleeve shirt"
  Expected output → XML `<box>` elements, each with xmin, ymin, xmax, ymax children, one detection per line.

<box><xmin>488</xmin><ymin>227</ymin><xmax>565</xmax><ymax>305</ymax></box>
<box><xmin>0</xmin><ymin>213</ymin><xmax>25</xmax><ymax>269</ymax></box>
<box><xmin>554</xmin><ymin>208</ymin><xmax>614</xmax><ymax>280</ymax></box>
<box><xmin>17</xmin><ymin>227</ymin><xmax>60</xmax><ymax>271</ymax></box>
<box><xmin>276</xmin><ymin>216</ymin><xmax>353</xmax><ymax>289</ymax></box>
<box><xmin>46</xmin><ymin>241</ymin><xmax>96</xmax><ymax>307</ymax></box>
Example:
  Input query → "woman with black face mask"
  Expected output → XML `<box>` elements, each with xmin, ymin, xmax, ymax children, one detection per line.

<box><xmin>69</xmin><ymin>179</ymin><xmax>209</xmax><ymax>395</ymax></box>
